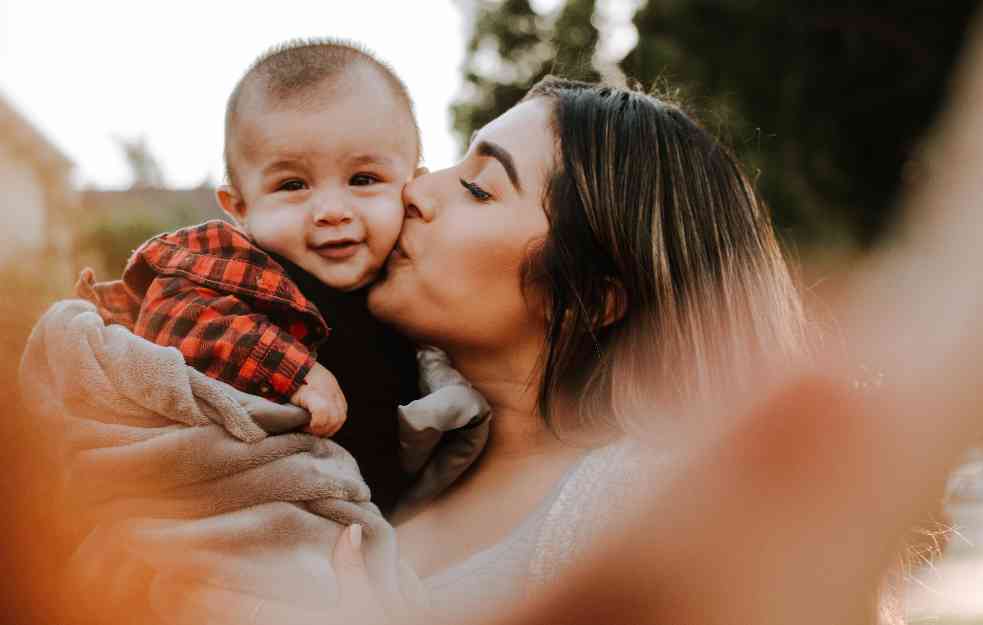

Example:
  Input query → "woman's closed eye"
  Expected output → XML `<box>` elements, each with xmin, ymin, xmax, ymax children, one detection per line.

<box><xmin>460</xmin><ymin>178</ymin><xmax>492</xmax><ymax>202</ymax></box>
<box><xmin>277</xmin><ymin>179</ymin><xmax>308</xmax><ymax>192</ymax></box>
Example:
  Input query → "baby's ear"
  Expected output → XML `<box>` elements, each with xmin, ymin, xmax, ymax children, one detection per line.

<box><xmin>216</xmin><ymin>185</ymin><xmax>247</xmax><ymax>223</ymax></box>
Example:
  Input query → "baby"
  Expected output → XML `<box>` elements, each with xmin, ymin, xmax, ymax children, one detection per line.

<box><xmin>77</xmin><ymin>40</ymin><xmax>481</xmax><ymax>514</ymax></box>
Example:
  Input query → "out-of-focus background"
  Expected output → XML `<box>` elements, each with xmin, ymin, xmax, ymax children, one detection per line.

<box><xmin>1</xmin><ymin>1</ymin><xmax>981</xmax><ymax>623</ymax></box>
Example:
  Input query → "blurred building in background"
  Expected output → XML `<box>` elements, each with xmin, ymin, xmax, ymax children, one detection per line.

<box><xmin>0</xmin><ymin>93</ymin><xmax>78</xmax><ymax>271</ymax></box>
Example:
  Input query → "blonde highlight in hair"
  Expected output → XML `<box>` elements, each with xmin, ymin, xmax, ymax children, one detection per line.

<box><xmin>522</xmin><ymin>77</ymin><xmax>808</xmax><ymax>431</ymax></box>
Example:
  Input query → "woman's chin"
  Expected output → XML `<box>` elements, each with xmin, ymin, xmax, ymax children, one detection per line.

<box><xmin>367</xmin><ymin>272</ymin><xmax>439</xmax><ymax>346</ymax></box>
<box><xmin>365</xmin><ymin>280</ymin><xmax>389</xmax><ymax>315</ymax></box>
<box><xmin>366</xmin><ymin>271</ymin><xmax>404</xmax><ymax>322</ymax></box>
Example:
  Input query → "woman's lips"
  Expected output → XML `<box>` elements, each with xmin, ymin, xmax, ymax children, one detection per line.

<box><xmin>389</xmin><ymin>240</ymin><xmax>411</xmax><ymax>264</ymax></box>
<box><xmin>312</xmin><ymin>241</ymin><xmax>361</xmax><ymax>260</ymax></box>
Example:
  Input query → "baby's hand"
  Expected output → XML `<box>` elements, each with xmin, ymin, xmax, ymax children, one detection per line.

<box><xmin>290</xmin><ymin>363</ymin><xmax>348</xmax><ymax>437</ymax></box>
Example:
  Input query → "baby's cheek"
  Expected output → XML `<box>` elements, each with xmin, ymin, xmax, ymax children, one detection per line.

<box><xmin>252</xmin><ymin>217</ymin><xmax>296</xmax><ymax>252</ymax></box>
<box><xmin>366</xmin><ymin>197</ymin><xmax>405</xmax><ymax>252</ymax></box>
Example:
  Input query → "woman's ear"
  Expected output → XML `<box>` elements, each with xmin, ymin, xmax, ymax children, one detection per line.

<box><xmin>558</xmin><ymin>280</ymin><xmax>627</xmax><ymax>329</ymax></box>
<box><xmin>598</xmin><ymin>279</ymin><xmax>628</xmax><ymax>329</ymax></box>
<box><xmin>216</xmin><ymin>185</ymin><xmax>247</xmax><ymax>224</ymax></box>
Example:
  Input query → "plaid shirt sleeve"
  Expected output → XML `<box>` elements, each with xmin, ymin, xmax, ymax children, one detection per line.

<box><xmin>134</xmin><ymin>275</ymin><xmax>315</xmax><ymax>403</ymax></box>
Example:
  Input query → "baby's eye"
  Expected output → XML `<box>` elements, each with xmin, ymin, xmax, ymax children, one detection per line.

<box><xmin>350</xmin><ymin>173</ymin><xmax>381</xmax><ymax>186</ymax></box>
<box><xmin>277</xmin><ymin>179</ymin><xmax>308</xmax><ymax>192</ymax></box>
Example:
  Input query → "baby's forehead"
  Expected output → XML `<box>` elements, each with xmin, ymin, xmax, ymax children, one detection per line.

<box><xmin>231</xmin><ymin>76</ymin><xmax>420</xmax><ymax>170</ymax></box>
<box><xmin>230</xmin><ymin>70</ymin><xmax>420</xmax><ymax>161</ymax></box>
<box><xmin>233</xmin><ymin>112</ymin><xmax>418</xmax><ymax>168</ymax></box>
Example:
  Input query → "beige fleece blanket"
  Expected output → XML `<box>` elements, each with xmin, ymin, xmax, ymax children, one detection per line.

<box><xmin>18</xmin><ymin>299</ymin><xmax>405</xmax><ymax>619</ymax></box>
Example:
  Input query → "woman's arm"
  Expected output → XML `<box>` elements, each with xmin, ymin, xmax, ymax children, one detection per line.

<box><xmin>478</xmin><ymin>13</ymin><xmax>983</xmax><ymax>625</ymax></box>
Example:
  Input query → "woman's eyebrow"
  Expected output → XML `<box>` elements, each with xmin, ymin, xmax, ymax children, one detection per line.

<box><xmin>475</xmin><ymin>140</ymin><xmax>522</xmax><ymax>192</ymax></box>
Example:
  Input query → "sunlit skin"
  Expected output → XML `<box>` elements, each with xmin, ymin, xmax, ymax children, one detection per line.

<box><xmin>35</xmin><ymin>21</ymin><xmax>983</xmax><ymax>623</ymax></box>
<box><xmin>219</xmin><ymin>64</ymin><xmax>419</xmax><ymax>292</ymax></box>
<box><xmin>368</xmin><ymin>98</ymin><xmax>552</xmax><ymax>351</ymax></box>
<box><xmin>216</xmin><ymin>64</ymin><xmax>420</xmax><ymax>437</ymax></box>
<box><xmin>369</xmin><ymin>98</ymin><xmax>585</xmax><ymax>577</ymax></box>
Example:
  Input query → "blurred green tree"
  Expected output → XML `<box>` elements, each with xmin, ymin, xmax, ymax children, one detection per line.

<box><xmin>452</xmin><ymin>0</ymin><xmax>979</xmax><ymax>248</ymax></box>
<box><xmin>114</xmin><ymin>134</ymin><xmax>166</xmax><ymax>189</ymax></box>
<box><xmin>451</xmin><ymin>0</ymin><xmax>600</xmax><ymax>147</ymax></box>
<box><xmin>78</xmin><ymin>211</ymin><xmax>176</xmax><ymax>274</ymax></box>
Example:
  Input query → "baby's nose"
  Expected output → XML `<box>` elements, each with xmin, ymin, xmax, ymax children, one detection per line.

<box><xmin>313</xmin><ymin>202</ymin><xmax>353</xmax><ymax>226</ymax></box>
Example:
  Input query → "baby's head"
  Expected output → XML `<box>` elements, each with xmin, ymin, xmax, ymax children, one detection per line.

<box><xmin>218</xmin><ymin>39</ymin><xmax>420</xmax><ymax>291</ymax></box>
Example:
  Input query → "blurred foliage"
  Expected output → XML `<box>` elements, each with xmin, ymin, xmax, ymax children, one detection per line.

<box><xmin>453</xmin><ymin>0</ymin><xmax>979</xmax><ymax>249</ymax></box>
<box><xmin>115</xmin><ymin>134</ymin><xmax>166</xmax><ymax>189</ymax></box>
<box><xmin>452</xmin><ymin>0</ymin><xmax>601</xmax><ymax>145</ymax></box>
<box><xmin>79</xmin><ymin>209</ymin><xmax>190</xmax><ymax>275</ymax></box>
<box><xmin>73</xmin><ymin>134</ymin><xmax>215</xmax><ymax>275</ymax></box>
<box><xmin>77</xmin><ymin>188</ymin><xmax>223</xmax><ymax>275</ymax></box>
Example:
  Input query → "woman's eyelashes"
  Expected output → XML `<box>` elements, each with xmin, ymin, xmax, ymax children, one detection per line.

<box><xmin>460</xmin><ymin>178</ymin><xmax>492</xmax><ymax>202</ymax></box>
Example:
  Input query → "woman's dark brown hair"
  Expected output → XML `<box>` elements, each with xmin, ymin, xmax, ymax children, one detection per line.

<box><xmin>523</xmin><ymin>76</ymin><xmax>807</xmax><ymax>429</ymax></box>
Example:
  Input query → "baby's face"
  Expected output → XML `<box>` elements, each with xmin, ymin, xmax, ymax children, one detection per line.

<box><xmin>225</xmin><ymin>68</ymin><xmax>419</xmax><ymax>291</ymax></box>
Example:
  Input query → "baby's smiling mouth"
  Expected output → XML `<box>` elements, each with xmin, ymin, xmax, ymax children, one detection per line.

<box><xmin>312</xmin><ymin>238</ymin><xmax>362</xmax><ymax>260</ymax></box>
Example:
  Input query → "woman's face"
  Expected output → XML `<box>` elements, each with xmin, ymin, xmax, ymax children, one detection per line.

<box><xmin>367</xmin><ymin>98</ymin><xmax>555</xmax><ymax>352</ymax></box>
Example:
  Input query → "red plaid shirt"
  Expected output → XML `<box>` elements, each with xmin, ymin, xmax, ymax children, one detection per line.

<box><xmin>76</xmin><ymin>220</ymin><xmax>330</xmax><ymax>403</ymax></box>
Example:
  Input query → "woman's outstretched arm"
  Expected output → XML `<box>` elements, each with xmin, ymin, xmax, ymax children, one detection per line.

<box><xmin>478</xmin><ymin>12</ymin><xmax>983</xmax><ymax>625</ymax></box>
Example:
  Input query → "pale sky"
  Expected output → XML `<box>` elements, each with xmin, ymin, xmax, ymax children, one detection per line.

<box><xmin>0</xmin><ymin>0</ymin><xmax>473</xmax><ymax>189</ymax></box>
<box><xmin>0</xmin><ymin>0</ymin><xmax>635</xmax><ymax>189</ymax></box>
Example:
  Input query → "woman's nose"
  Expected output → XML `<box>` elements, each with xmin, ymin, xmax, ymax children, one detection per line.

<box><xmin>402</xmin><ymin>175</ymin><xmax>435</xmax><ymax>222</ymax></box>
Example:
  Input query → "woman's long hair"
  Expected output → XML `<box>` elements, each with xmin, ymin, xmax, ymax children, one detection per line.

<box><xmin>522</xmin><ymin>76</ymin><xmax>808</xmax><ymax>431</ymax></box>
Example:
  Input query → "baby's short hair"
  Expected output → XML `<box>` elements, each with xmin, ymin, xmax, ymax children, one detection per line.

<box><xmin>224</xmin><ymin>37</ymin><xmax>419</xmax><ymax>185</ymax></box>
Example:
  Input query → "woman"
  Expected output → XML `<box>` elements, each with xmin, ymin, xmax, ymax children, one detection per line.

<box><xmin>372</xmin><ymin>76</ymin><xmax>807</xmax><ymax>593</ymax></box>
<box><xmin>479</xmin><ymin>19</ymin><xmax>983</xmax><ymax>621</ymax></box>
<box><xmin>27</xmin><ymin>76</ymin><xmax>808</xmax><ymax>622</ymax></box>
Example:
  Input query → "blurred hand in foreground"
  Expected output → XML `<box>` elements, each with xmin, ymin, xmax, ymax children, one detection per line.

<box><xmin>479</xmin><ymin>10</ymin><xmax>983</xmax><ymax>625</ymax></box>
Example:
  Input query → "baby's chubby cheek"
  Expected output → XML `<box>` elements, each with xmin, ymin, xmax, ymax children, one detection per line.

<box><xmin>366</xmin><ymin>201</ymin><xmax>406</xmax><ymax>258</ymax></box>
<box><xmin>245</xmin><ymin>216</ymin><xmax>299</xmax><ymax>256</ymax></box>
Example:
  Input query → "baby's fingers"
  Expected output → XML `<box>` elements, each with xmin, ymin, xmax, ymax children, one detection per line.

<box><xmin>306</xmin><ymin>393</ymin><xmax>347</xmax><ymax>437</ymax></box>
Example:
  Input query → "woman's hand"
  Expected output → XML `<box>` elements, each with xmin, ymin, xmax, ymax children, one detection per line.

<box><xmin>483</xmin><ymin>12</ymin><xmax>983</xmax><ymax>625</ymax></box>
<box><xmin>148</xmin><ymin>524</ymin><xmax>426</xmax><ymax>625</ymax></box>
<box><xmin>64</xmin><ymin>517</ymin><xmax>426</xmax><ymax>625</ymax></box>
